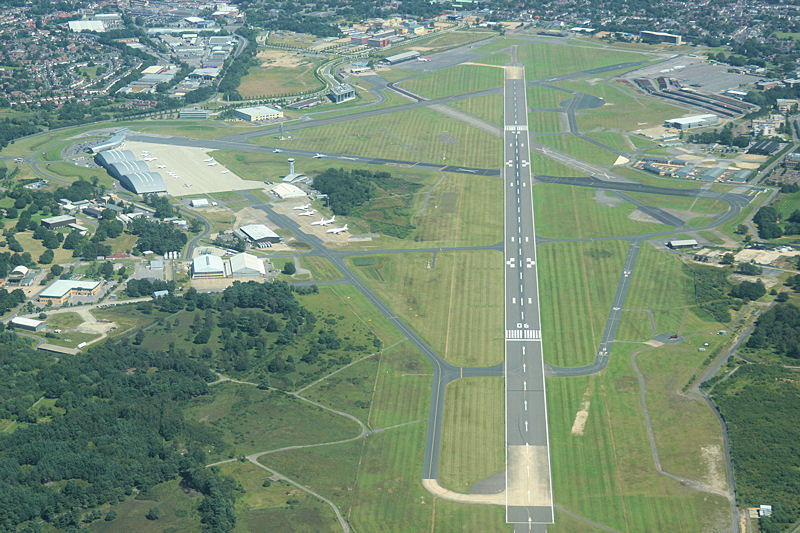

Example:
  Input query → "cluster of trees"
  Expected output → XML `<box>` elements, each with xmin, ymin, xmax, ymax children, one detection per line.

<box><xmin>217</xmin><ymin>27</ymin><xmax>258</xmax><ymax>102</ymax></box>
<box><xmin>711</xmin><ymin>364</ymin><xmax>800</xmax><ymax>532</ymax></box>
<box><xmin>752</xmin><ymin>206</ymin><xmax>800</xmax><ymax>239</ymax></box>
<box><xmin>144</xmin><ymin>193</ymin><xmax>175</xmax><ymax>219</ymax></box>
<box><xmin>747</xmin><ymin>303</ymin><xmax>800</xmax><ymax>358</ymax></box>
<box><xmin>686</xmin><ymin>263</ymin><xmax>766</xmax><ymax>323</ymax></box>
<box><xmin>0</xmin><ymin>330</ymin><xmax>239</xmax><ymax>531</ymax></box>
<box><xmin>313</xmin><ymin>168</ymin><xmax>421</xmax><ymax>238</ymax></box>
<box><xmin>126</xmin><ymin>278</ymin><xmax>176</xmax><ymax>298</ymax></box>
<box><xmin>128</xmin><ymin>218</ymin><xmax>187</xmax><ymax>255</ymax></box>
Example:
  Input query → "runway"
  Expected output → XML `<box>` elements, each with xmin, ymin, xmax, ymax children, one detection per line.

<box><xmin>503</xmin><ymin>65</ymin><xmax>554</xmax><ymax>525</ymax></box>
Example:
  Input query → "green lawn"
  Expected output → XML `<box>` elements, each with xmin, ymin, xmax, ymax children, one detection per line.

<box><xmin>530</xmin><ymin>152</ymin><xmax>585</xmax><ymax>177</ymax></box>
<box><xmin>298</xmin><ymin>256</ymin><xmax>343</xmax><ymax>281</ymax></box>
<box><xmin>532</xmin><ymin>183</ymin><xmax>671</xmax><ymax>238</ymax></box>
<box><xmin>518</xmin><ymin>42</ymin><xmax>651</xmax><ymax>80</ymax></box>
<box><xmin>439</xmin><ymin>377</ymin><xmax>504</xmax><ymax>492</ymax></box>
<box><xmin>399</xmin><ymin>64</ymin><xmax>504</xmax><ymax>99</ymax></box>
<box><xmin>546</xmin><ymin>346</ymin><xmax>731</xmax><ymax>532</ymax></box>
<box><xmin>537</xmin><ymin>134</ymin><xmax>619</xmax><ymax>166</ymax></box>
<box><xmin>301</xmin><ymin>354</ymin><xmax>379</xmax><ymax>424</ymax></box>
<box><xmin>529</xmin><ymin>111</ymin><xmax>563</xmax><ymax>134</ymax></box>
<box><xmin>256</xmin><ymin>107</ymin><xmax>502</xmax><ymax>169</ymax></box>
<box><xmin>349</xmin><ymin>251</ymin><xmax>504</xmax><ymax>367</ymax></box>
<box><xmin>527</xmin><ymin>85</ymin><xmax>570</xmax><ymax>109</ymax></box>
<box><xmin>537</xmin><ymin>240</ymin><xmax>629</xmax><ymax>367</ymax></box>
<box><xmin>368</xmin><ymin>342</ymin><xmax>432</xmax><ymax>428</ymax></box>
<box><xmin>586</xmin><ymin>131</ymin><xmax>631</xmax><ymax>153</ymax></box>
<box><xmin>184</xmin><ymin>382</ymin><xmax>361</xmax><ymax>460</ymax></box>
<box><xmin>448</xmin><ymin>94</ymin><xmax>504</xmax><ymax>126</ymax></box>
<box><xmin>46</xmin><ymin>312</ymin><xmax>83</xmax><ymax>329</ymax></box>
<box><xmin>624</xmin><ymin>192</ymin><xmax>728</xmax><ymax>215</ymax></box>
<box><xmin>377</xmin><ymin>30</ymin><xmax>495</xmax><ymax>57</ymax></box>
<box><xmin>613</xmin><ymin>165</ymin><xmax>704</xmax><ymax>190</ymax></box>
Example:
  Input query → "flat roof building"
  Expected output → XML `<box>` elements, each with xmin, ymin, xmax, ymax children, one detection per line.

<box><xmin>10</xmin><ymin>317</ymin><xmax>45</xmax><ymax>331</ymax></box>
<box><xmin>229</xmin><ymin>252</ymin><xmax>266</xmax><ymax>277</ymax></box>
<box><xmin>234</xmin><ymin>105</ymin><xmax>283</xmax><ymax>122</ymax></box>
<box><xmin>235</xmin><ymin>224</ymin><xmax>281</xmax><ymax>244</ymax></box>
<box><xmin>190</xmin><ymin>198</ymin><xmax>209</xmax><ymax>207</ymax></box>
<box><xmin>192</xmin><ymin>254</ymin><xmax>226</xmax><ymax>278</ymax></box>
<box><xmin>329</xmin><ymin>83</ymin><xmax>356</xmax><ymax>104</ymax></box>
<box><xmin>41</xmin><ymin>215</ymin><xmax>77</xmax><ymax>229</ymax></box>
<box><xmin>179</xmin><ymin>108</ymin><xmax>211</xmax><ymax>119</ymax></box>
<box><xmin>38</xmin><ymin>280</ymin><xmax>101</xmax><ymax>305</ymax></box>
<box><xmin>664</xmin><ymin>114</ymin><xmax>719</xmax><ymax>130</ymax></box>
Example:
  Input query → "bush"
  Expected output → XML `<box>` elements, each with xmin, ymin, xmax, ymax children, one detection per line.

<box><xmin>282</xmin><ymin>261</ymin><xmax>296</xmax><ymax>275</ymax></box>
<box><xmin>145</xmin><ymin>507</ymin><xmax>160</xmax><ymax>521</ymax></box>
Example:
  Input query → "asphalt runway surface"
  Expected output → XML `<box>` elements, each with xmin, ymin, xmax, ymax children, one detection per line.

<box><xmin>503</xmin><ymin>66</ymin><xmax>554</xmax><ymax>525</ymax></box>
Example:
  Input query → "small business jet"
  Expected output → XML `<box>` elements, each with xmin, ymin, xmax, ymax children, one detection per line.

<box><xmin>326</xmin><ymin>224</ymin><xmax>348</xmax><ymax>235</ymax></box>
<box><xmin>311</xmin><ymin>215</ymin><xmax>335</xmax><ymax>226</ymax></box>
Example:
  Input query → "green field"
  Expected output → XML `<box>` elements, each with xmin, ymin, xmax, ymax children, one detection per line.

<box><xmin>527</xmin><ymin>86</ymin><xmax>570</xmax><ymax>109</ymax></box>
<box><xmin>530</xmin><ymin>152</ymin><xmax>585</xmax><ymax>177</ymax></box>
<box><xmin>399</xmin><ymin>64</ymin><xmax>504</xmax><ymax>99</ymax></box>
<box><xmin>46</xmin><ymin>312</ymin><xmax>83</xmax><ymax>329</ymax></box>
<box><xmin>532</xmin><ymin>183</ymin><xmax>671</xmax><ymax>238</ymax></box>
<box><xmin>546</xmin><ymin>347</ymin><xmax>731</xmax><ymax>532</ymax></box>
<box><xmin>217</xmin><ymin>462</ymin><xmax>340</xmax><ymax>533</ymax></box>
<box><xmin>89</xmin><ymin>480</ymin><xmax>203</xmax><ymax>532</ymax></box>
<box><xmin>439</xmin><ymin>377</ymin><xmax>504</xmax><ymax>492</ymax></box>
<box><xmin>529</xmin><ymin>111</ymin><xmax>563</xmax><ymax>134</ymax></box>
<box><xmin>586</xmin><ymin>131</ymin><xmax>631</xmax><ymax>153</ymax></box>
<box><xmin>255</xmin><ymin>107</ymin><xmax>502</xmax><ymax>168</ymax></box>
<box><xmin>237</xmin><ymin>53</ymin><xmax>323</xmax><ymax>98</ymax></box>
<box><xmin>44</xmin><ymin>161</ymin><xmax>115</xmax><ymax>188</ymax></box>
<box><xmin>613</xmin><ymin>165</ymin><xmax>704</xmax><ymax>190</ymax></box>
<box><xmin>349</xmin><ymin>251</ymin><xmax>503</xmax><ymax>367</ymax></box>
<box><xmin>537</xmin><ymin>134</ymin><xmax>619</xmax><ymax>166</ymax></box>
<box><xmin>184</xmin><ymin>382</ymin><xmax>361</xmax><ymax>460</ymax></box>
<box><xmin>537</xmin><ymin>240</ymin><xmax>629</xmax><ymax>367</ymax></box>
<box><xmin>448</xmin><ymin>94</ymin><xmax>504</xmax><ymax>126</ymax></box>
<box><xmin>475</xmin><ymin>37</ymin><xmax>522</xmax><ymax>54</ymax></box>
<box><xmin>624</xmin><ymin>192</ymin><xmax>728</xmax><ymax>215</ymax></box>
<box><xmin>298</xmin><ymin>256</ymin><xmax>343</xmax><ymax>281</ymax></box>
<box><xmin>518</xmin><ymin>42</ymin><xmax>650</xmax><ymax>80</ymax></box>
<box><xmin>378</xmin><ymin>30</ymin><xmax>495</xmax><ymax>57</ymax></box>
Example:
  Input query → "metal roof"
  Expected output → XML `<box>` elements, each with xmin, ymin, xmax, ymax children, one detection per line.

<box><xmin>192</xmin><ymin>254</ymin><xmax>225</xmax><ymax>273</ymax></box>
<box><xmin>95</xmin><ymin>149</ymin><xmax>136</xmax><ymax>166</ymax></box>
<box><xmin>118</xmin><ymin>172</ymin><xmax>167</xmax><ymax>194</ymax></box>
<box><xmin>229</xmin><ymin>253</ymin><xmax>265</xmax><ymax>275</ymax></box>
<box><xmin>39</xmin><ymin>280</ymin><xmax>100</xmax><ymax>299</ymax></box>
<box><xmin>239</xmin><ymin>224</ymin><xmax>279</xmax><ymax>241</ymax></box>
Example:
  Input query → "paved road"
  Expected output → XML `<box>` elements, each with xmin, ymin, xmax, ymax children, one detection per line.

<box><xmin>502</xmin><ymin>65</ymin><xmax>554</xmax><ymax>525</ymax></box>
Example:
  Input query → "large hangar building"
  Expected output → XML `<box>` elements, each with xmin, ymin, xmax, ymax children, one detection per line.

<box><xmin>95</xmin><ymin>149</ymin><xmax>167</xmax><ymax>194</ymax></box>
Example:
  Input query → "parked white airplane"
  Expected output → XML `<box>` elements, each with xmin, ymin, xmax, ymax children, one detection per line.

<box><xmin>418</xmin><ymin>57</ymin><xmax>431</xmax><ymax>62</ymax></box>
<box><xmin>143</xmin><ymin>157</ymin><xmax>157</xmax><ymax>161</ymax></box>
<box><xmin>297</xmin><ymin>210</ymin><xmax>316</xmax><ymax>217</ymax></box>
<box><xmin>273</xmin><ymin>148</ymin><xmax>282</xmax><ymax>153</ymax></box>
<box><xmin>220</xmin><ymin>169</ymin><xmax>229</xmax><ymax>174</ymax></box>
<box><xmin>203</xmin><ymin>158</ymin><xmax>214</xmax><ymax>162</ymax></box>
<box><xmin>207</xmin><ymin>162</ymin><xmax>218</xmax><ymax>166</ymax></box>
<box><xmin>326</xmin><ymin>224</ymin><xmax>348</xmax><ymax>235</ymax></box>
<box><xmin>293</xmin><ymin>203</ymin><xmax>311</xmax><ymax>210</ymax></box>
<box><xmin>311</xmin><ymin>215</ymin><xmax>335</xmax><ymax>226</ymax></box>
<box><xmin>313</xmin><ymin>153</ymin><xmax>325</xmax><ymax>158</ymax></box>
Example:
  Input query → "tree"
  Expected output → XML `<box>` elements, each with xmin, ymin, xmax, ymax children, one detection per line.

<box><xmin>100</xmin><ymin>261</ymin><xmax>114</xmax><ymax>279</ymax></box>
<box><xmin>105</xmin><ymin>510</ymin><xmax>117</xmax><ymax>522</ymax></box>
<box><xmin>189</xmin><ymin>217</ymin><xmax>203</xmax><ymax>233</ymax></box>
<box><xmin>735</xmin><ymin>224</ymin><xmax>748</xmax><ymax>235</ymax></box>
<box><xmin>721</xmin><ymin>253</ymin><xmax>735</xmax><ymax>265</ymax></box>
<box><xmin>145</xmin><ymin>507</ymin><xmax>160</xmax><ymax>520</ymax></box>
<box><xmin>737</xmin><ymin>262</ymin><xmax>762</xmax><ymax>276</ymax></box>
<box><xmin>282</xmin><ymin>261</ymin><xmax>296</xmax><ymax>275</ymax></box>
<box><xmin>38</xmin><ymin>249</ymin><xmax>53</xmax><ymax>264</ymax></box>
